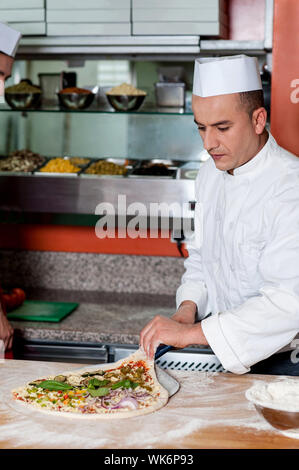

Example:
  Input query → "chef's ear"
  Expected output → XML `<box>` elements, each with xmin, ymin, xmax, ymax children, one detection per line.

<box><xmin>252</xmin><ymin>107</ymin><xmax>267</xmax><ymax>135</ymax></box>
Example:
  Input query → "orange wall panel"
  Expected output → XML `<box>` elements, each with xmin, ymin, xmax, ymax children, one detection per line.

<box><xmin>271</xmin><ymin>0</ymin><xmax>299</xmax><ymax>156</ymax></box>
<box><xmin>0</xmin><ymin>224</ymin><xmax>187</xmax><ymax>257</ymax></box>
<box><xmin>228</xmin><ymin>0</ymin><xmax>265</xmax><ymax>40</ymax></box>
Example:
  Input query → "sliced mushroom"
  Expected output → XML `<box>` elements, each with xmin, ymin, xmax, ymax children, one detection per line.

<box><xmin>54</xmin><ymin>375</ymin><xmax>67</xmax><ymax>382</ymax></box>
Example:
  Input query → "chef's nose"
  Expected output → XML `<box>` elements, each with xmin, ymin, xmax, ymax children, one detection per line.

<box><xmin>202</xmin><ymin>128</ymin><xmax>219</xmax><ymax>152</ymax></box>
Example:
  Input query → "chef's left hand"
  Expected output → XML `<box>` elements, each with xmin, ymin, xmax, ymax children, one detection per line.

<box><xmin>140</xmin><ymin>315</ymin><xmax>205</xmax><ymax>360</ymax></box>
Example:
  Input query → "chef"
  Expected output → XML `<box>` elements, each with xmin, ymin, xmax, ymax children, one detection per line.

<box><xmin>0</xmin><ymin>22</ymin><xmax>22</xmax><ymax>352</ymax></box>
<box><xmin>140</xmin><ymin>55</ymin><xmax>299</xmax><ymax>375</ymax></box>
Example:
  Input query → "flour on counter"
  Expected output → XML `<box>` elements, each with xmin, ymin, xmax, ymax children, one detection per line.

<box><xmin>0</xmin><ymin>363</ymin><xmax>275</xmax><ymax>449</ymax></box>
<box><xmin>246</xmin><ymin>378</ymin><xmax>299</xmax><ymax>412</ymax></box>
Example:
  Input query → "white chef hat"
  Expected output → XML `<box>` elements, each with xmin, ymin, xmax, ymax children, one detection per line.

<box><xmin>0</xmin><ymin>22</ymin><xmax>22</xmax><ymax>58</ymax></box>
<box><xmin>193</xmin><ymin>54</ymin><xmax>262</xmax><ymax>97</ymax></box>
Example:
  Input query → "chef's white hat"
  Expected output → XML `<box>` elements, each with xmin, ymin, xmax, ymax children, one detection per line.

<box><xmin>193</xmin><ymin>54</ymin><xmax>262</xmax><ymax>97</ymax></box>
<box><xmin>0</xmin><ymin>22</ymin><xmax>22</xmax><ymax>58</ymax></box>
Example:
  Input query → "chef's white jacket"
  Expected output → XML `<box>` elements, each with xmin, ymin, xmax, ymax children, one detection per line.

<box><xmin>176</xmin><ymin>133</ymin><xmax>299</xmax><ymax>374</ymax></box>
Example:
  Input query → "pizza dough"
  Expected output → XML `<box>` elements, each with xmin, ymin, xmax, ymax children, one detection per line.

<box><xmin>11</xmin><ymin>350</ymin><xmax>170</xmax><ymax>419</ymax></box>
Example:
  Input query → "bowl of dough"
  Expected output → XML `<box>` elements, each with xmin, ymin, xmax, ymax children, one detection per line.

<box><xmin>106</xmin><ymin>83</ymin><xmax>147</xmax><ymax>112</ymax></box>
<box><xmin>5</xmin><ymin>80</ymin><xmax>42</xmax><ymax>110</ymax></box>
<box><xmin>246</xmin><ymin>380</ymin><xmax>299</xmax><ymax>437</ymax></box>
<box><xmin>57</xmin><ymin>87</ymin><xmax>95</xmax><ymax>110</ymax></box>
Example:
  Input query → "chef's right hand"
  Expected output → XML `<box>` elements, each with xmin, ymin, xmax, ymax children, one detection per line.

<box><xmin>0</xmin><ymin>307</ymin><xmax>14</xmax><ymax>350</ymax></box>
<box><xmin>171</xmin><ymin>300</ymin><xmax>197</xmax><ymax>324</ymax></box>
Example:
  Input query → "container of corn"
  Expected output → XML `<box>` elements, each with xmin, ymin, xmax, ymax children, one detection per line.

<box><xmin>35</xmin><ymin>157</ymin><xmax>81</xmax><ymax>176</ymax></box>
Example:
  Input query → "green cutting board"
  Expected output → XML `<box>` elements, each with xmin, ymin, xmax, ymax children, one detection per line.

<box><xmin>7</xmin><ymin>300</ymin><xmax>79</xmax><ymax>322</ymax></box>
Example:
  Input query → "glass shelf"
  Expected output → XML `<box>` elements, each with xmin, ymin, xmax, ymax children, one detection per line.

<box><xmin>0</xmin><ymin>105</ymin><xmax>203</xmax><ymax>161</ymax></box>
<box><xmin>0</xmin><ymin>103</ymin><xmax>193</xmax><ymax>116</ymax></box>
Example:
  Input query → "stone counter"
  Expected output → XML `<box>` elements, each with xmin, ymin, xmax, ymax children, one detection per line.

<box><xmin>10</xmin><ymin>289</ymin><xmax>176</xmax><ymax>345</ymax></box>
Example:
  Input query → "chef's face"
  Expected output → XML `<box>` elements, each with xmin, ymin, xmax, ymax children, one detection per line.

<box><xmin>0</xmin><ymin>52</ymin><xmax>14</xmax><ymax>95</ymax></box>
<box><xmin>192</xmin><ymin>93</ymin><xmax>266</xmax><ymax>174</ymax></box>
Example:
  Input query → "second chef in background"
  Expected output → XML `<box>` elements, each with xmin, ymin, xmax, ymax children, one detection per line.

<box><xmin>0</xmin><ymin>22</ymin><xmax>22</xmax><ymax>351</ymax></box>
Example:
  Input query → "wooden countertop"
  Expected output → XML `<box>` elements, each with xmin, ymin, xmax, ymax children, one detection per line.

<box><xmin>1</xmin><ymin>359</ymin><xmax>299</xmax><ymax>449</ymax></box>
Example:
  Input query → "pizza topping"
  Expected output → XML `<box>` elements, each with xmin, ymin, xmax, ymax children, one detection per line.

<box><xmin>28</xmin><ymin>380</ymin><xmax>43</xmax><ymax>386</ymax></box>
<box><xmin>38</xmin><ymin>380</ymin><xmax>73</xmax><ymax>391</ymax></box>
<box><xmin>54</xmin><ymin>375</ymin><xmax>67</xmax><ymax>383</ymax></box>
<box><xmin>81</xmin><ymin>370</ymin><xmax>105</xmax><ymax>377</ymax></box>
<box><xmin>87</xmin><ymin>377</ymin><xmax>110</xmax><ymax>388</ymax></box>
<box><xmin>66</xmin><ymin>375</ymin><xmax>82</xmax><ymax>386</ymax></box>
<box><xmin>111</xmin><ymin>379</ymin><xmax>138</xmax><ymax>390</ymax></box>
<box><xmin>12</xmin><ymin>355</ymin><xmax>165</xmax><ymax>415</ymax></box>
<box><xmin>89</xmin><ymin>387</ymin><xmax>110</xmax><ymax>398</ymax></box>
<box><xmin>99</xmin><ymin>396</ymin><xmax>139</xmax><ymax>411</ymax></box>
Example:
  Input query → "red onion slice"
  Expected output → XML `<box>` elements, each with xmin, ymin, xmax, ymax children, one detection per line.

<box><xmin>116</xmin><ymin>397</ymin><xmax>139</xmax><ymax>410</ymax></box>
<box><xmin>99</xmin><ymin>396</ymin><xmax>139</xmax><ymax>410</ymax></box>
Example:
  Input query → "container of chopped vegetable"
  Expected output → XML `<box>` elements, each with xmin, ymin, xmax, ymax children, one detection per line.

<box><xmin>0</xmin><ymin>149</ymin><xmax>45</xmax><ymax>174</ymax></box>
<box><xmin>82</xmin><ymin>158</ymin><xmax>129</xmax><ymax>177</ymax></box>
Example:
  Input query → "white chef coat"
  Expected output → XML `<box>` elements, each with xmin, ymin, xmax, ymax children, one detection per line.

<box><xmin>176</xmin><ymin>133</ymin><xmax>299</xmax><ymax>374</ymax></box>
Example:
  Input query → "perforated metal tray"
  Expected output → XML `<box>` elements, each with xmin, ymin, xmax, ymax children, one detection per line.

<box><xmin>111</xmin><ymin>346</ymin><xmax>225</xmax><ymax>372</ymax></box>
<box><xmin>156</xmin><ymin>351</ymin><xmax>225</xmax><ymax>372</ymax></box>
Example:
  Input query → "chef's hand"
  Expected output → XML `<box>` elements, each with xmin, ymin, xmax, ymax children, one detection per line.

<box><xmin>0</xmin><ymin>307</ymin><xmax>13</xmax><ymax>350</ymax></box>
<box><xmin>140</xmin><ymin>312</ymin><xmax>208</xmax><ymax>360</ymax></box>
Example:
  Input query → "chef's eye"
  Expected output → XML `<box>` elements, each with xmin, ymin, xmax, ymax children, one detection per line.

<box><xmin>198</xmin><ymin>127</ymin><xmax>206</xmax><ymax>132</ymax></box>
<box><xmin>218</xmin><ymin>127</ymin><xmax>230</xmax><ymax>132</ymax></box>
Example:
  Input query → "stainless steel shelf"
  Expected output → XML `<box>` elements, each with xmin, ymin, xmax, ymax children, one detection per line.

<box><xmin>199</xmin><ymin>40</ymin><xmax>266</xmax><ymax>55</ymax></box>
<box><xmin>0</xmin><ymin>174</ymin><xmax>195</xmax><ymax>218</ymax></box>
<box><xmin>19</xmin><ymin>36</ymin><xmax>201</xmax><ymax>46</ymax></box>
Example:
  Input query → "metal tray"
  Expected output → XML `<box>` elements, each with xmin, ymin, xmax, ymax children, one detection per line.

<box><xmin>129</xmin><ymin>159</ymin><xmax>179</xmax><ymax>179</ymax></box>
<box><xmin>81</xmin><ymin>157</ymin><xmax>137</xmax><ymax>178</ymax></box>
<box><xmin>66</xmin><ymin>156</ymin><xmax>92</xmax><ymax>169</ymax></box>
<box><xmin>156</xmin><ymin>351</ymin><xmax>225</xmax><ymax>372</ymax></box>
<box><xmin>0</xmin><ymin>154</ymin><xmax>47</xmax><ymax>175</ymax></box>
<box><xmin>177</xmin><ymin>161</ymin><xmax>201</xmax><ymax>180</ymax></box>
<box><xmin>141</xmin><ymin>158</ymin><xmax>182</xmax><ymax>167</ymax></box>
<box><xmin>111</xmin><ymin>346</ymin><xmax>225</xmax><ymax>373</ymax></box>
<box><xmin>34</xmin><ymin>156</ymin><xmax>82</xmax><ymax>177</ymax></box>
<box><xmin>0</xmin><ymin>170</ymin><xmax>35</xmax><ymax>177</ymax></box>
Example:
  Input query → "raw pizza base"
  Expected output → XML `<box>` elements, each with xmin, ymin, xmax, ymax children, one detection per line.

<box><xmin>11</xmin><ymin>349</ymin><xmax>169</xmax><ymax>420</ymax></box>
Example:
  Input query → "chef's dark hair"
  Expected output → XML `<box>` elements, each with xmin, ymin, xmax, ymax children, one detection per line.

<box><xmin>239</xmin><ymin>90</ymin><xmax>265</xmax><ymax>118</ymax></box>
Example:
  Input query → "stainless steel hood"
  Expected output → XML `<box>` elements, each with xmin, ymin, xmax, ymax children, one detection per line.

<box><xmin>17</xmin><ymin>35</ymin><xmax>201</xmax><ymax>61</ymax></box>
<box><xmin>16</xmin><ymin>36</ymin><xmax>268</xmax><ymax>61</ymax></box>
